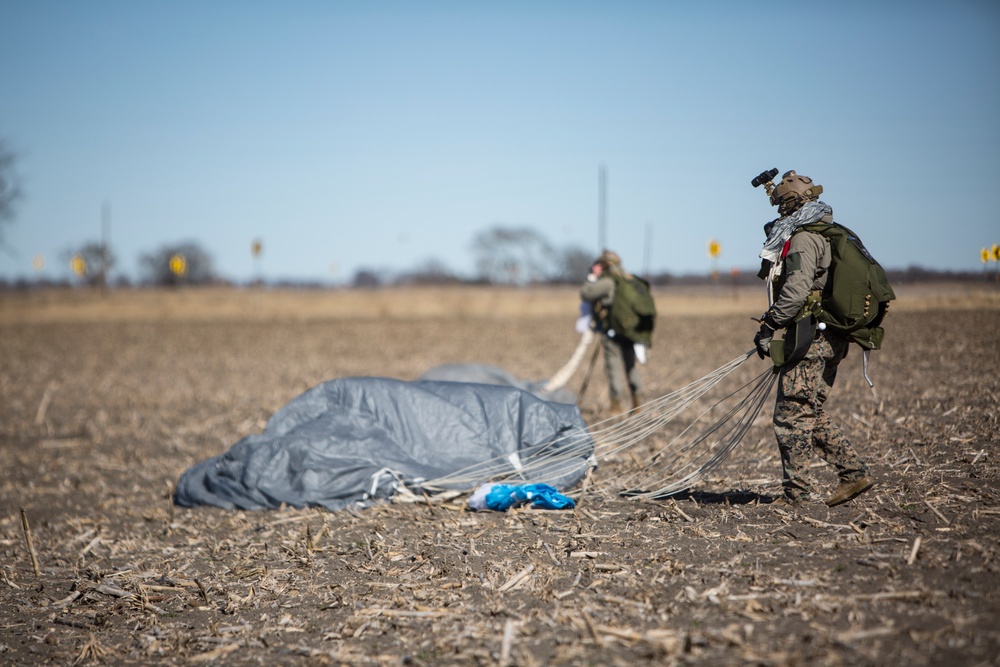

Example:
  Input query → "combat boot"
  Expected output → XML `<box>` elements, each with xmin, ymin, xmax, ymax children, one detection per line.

<box><xmin>825</xmin><ymin>477</ymin><xmax>875</xmax><ymax>507</ymax></box>
<box><xmin>609</xmin><ymin>399</ymin><xmax>624</xmax><ymax>416</ymax></box>
<box><xmin>631</xmin><ymin>393</ymin><xmax>643</xmax><ymax>411</ymax></box>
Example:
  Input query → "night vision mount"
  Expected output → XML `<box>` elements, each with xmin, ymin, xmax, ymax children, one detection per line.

<box><xmin>751</xmin><ymin>168</ymin><xmax>780</xmax><ymax>197</ymax></box>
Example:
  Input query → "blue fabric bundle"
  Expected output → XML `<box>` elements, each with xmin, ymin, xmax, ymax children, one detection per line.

<box><xmin>476</xmin><ymin>483</ymin><xmax>575</xmax><ymax>511</ymax></box>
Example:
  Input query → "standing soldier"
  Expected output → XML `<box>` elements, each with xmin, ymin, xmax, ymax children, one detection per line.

<box><xmin>753</xmin><ymin>171</ymin><xmax>875</xmax><ymax>507</ymax></box>
<box><xmin>580</xmin><ymin>250</ymin><xmax>655</xmax><ymax>415</ymax></box>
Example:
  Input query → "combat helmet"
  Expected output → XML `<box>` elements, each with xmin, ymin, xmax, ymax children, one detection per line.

<box><xmin>770</xmin><ymin>170</ymin><xmax>823</xmax><ymax>216</ymax></box>
<box><xmin>596</xmin><ymin>249</ymin><xmax>627</xmax><ymax>277</ymax></box>
<box><xmin>597</xmin><ymin>249</ymin><xmax>621</xmax><ymax>269</ymax></box>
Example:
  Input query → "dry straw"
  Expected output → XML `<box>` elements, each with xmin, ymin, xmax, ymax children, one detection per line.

<box><xmin>19</xmin><ymin>507</ymin><xmax>41</xmax><ymax>577</ymax></box>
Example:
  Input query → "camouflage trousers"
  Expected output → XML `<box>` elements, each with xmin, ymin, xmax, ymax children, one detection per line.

<box><xmin>601</xmin><ymin>334</ymin><xmax>642</xmax><ymax>404</ymax></box>
<box><xmin>774</xmin><ymin>331</ymin><xmax>868</xmax><ymax>499</ymax></box>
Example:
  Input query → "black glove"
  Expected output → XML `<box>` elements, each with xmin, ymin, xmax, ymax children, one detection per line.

<box><xmin>754</xmin><ymin>321</ymin><xmax>774</xmax><ymax>359</ymax></box>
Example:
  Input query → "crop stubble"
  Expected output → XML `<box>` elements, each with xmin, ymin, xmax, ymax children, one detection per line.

<box><xmin>1</xmin><ymin>285</ymin><xmax>998</xmax><ymax>666</ymax></box>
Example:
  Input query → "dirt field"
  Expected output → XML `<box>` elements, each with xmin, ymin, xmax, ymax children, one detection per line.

<box><xmin>2</xmin><ymin>284</ymin><xmax>998</xmax><ymax>666</ymax></box>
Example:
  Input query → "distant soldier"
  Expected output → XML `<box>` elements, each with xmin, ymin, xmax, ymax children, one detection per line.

<box><xmin>580</xmin><ymin>250</ymin><xmax>656</xmax><ymax>415</ymax></box>
<box><xmin>753</xmin><ymin>171</ymin><xmax>875</xmax><ymax>507</ymax></box>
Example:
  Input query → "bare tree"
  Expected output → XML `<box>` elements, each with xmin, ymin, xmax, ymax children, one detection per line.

<box><xmin>0</xmin><ymin>139</ymin><xmax>23</xmax><ymax>244</ymax></box>
<box><xmin>63</xmin><ymin>242</ymin><xmax>117</xmax><ymax>287</ymax></box>
<box><xmin>470</xmin><ymin>225</ymin><xmax>555</xmax><ymax>284</ymax></box>
<box><xmin>397</xmin><ymin>258</ymin><xmax>460</xmax><ymax>286</ymax></box>
<box><xmin>351</xmin><ymin>268</ymin><xmax>382</xmax><ymax>288</ymax></box>
<box><xmin>139</xmin><ymin>241</ymin><xmax>217</xmax><ymax>286</ymax></box>
<box><xmin>553</xmin><ymin>245</ymin><xmax>595</xmax><ymax>283</ymax></box>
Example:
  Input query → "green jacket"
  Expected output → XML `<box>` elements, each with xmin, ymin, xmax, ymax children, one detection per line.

<box><xmin>769</xmin><ymin>230</ymin><xmax>831</xmax><ymax>327</ymax></box>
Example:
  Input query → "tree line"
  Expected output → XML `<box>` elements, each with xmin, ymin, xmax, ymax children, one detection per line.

<box><xmin>16</xmin><ymin>227</ymin><xmax>596</xmax><ymax>288</ymax></box>
<box><xmin>0</xmin><ymin>140</ymin><xmax>594</xmax><ymax>287</ymax></box>
<box><xmin>0</xmin><ymin>140</ymin><xmax>992</xmax><ymax>289</ymax></box>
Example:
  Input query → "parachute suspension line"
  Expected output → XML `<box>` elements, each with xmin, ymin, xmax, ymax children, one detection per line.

<box><xmin>598</xmin><ymin>367</ymin><xmax>777</xmax><ymax>498</ymax></box>
<box><xmin>489</xmin><ymin>352</ymin><xmax>756</xmax><ymax>487</ymax></box>
<box><xmin>585</xmin><ymin>353</ymin><xmax>751</xmax><ymax>463</ymax></box>
<box><xmin>420</xmin><ymin>351</ymin><xmax>762</xmax><ymax>494</ymax></box>
<box><xmin>621</xmin><ymin>365</ymin><xmax>774</xmax><ymax>487</ymax></box>
<box><xmin>588</xmin><ymin>368</ymin><xmax>766</xmax><ymax>495</ymax></box>
<box><xmin>420</xmin><ymin>420</ymin><xmax>596</xmax><ymax>491</ymax></box>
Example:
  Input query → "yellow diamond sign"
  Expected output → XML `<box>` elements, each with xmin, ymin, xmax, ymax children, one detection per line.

<box><xmin>169</xmin><ymin>254</ymin><xmax>187</xmax><ymax>277</ymax></box>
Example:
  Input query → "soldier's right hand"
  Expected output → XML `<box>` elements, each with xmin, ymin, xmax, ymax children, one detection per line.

<box><xmin>753</xmin><ymin>322</ymin><xmax>774</xmax><ymax>359</ymax></box>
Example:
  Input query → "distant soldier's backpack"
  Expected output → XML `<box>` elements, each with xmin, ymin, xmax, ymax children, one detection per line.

<box><xmin>608</xmin><ymin>274</ymin><xmax>657</xmax><ymax>347</ymax></box>
<box><xmin>799</xmin><ymin>221</ymin><xmax>896</xmax><ymax>350</ymax></box>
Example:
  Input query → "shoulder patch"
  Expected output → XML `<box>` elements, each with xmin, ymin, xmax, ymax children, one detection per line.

<box><xmin>784</xmin><ymin>252</ymin><xmax>803</xmax><ymax>273</ymax></box>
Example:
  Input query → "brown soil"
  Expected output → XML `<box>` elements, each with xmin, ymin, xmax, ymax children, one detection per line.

<box><xmin>1</xmin><ymin>285</ymin><xmax>998</xmax><ymax>666</ymax></box>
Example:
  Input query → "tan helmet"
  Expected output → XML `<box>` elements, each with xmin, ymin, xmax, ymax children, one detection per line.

<box><xmin>770</xmin><ymin>170</ymin><xmax>823</xmax><ymax>215</ymax></box>
<box><xmin>596</xmin><ymin>249</ymin><xmax>622</xmax><ymax>270</ymax></box>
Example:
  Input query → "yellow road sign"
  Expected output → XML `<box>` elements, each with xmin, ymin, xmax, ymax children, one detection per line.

<box><xmin>983</xmin><ymin>248</ymin><xmax>991</xmax><ymax>263</ymax></box>
<box><xmin>252</xmin><ymin>239</ymin><xmax>263</xmax><ymax>257</ymax></box>
<box><xmin>71</xmin><ymin>255</ymin><xmax>87</xmax><ymax>276</ymax></box>
<box><xmin>993</xmin><ymin>244</ymin><xmax>1000</xmax><ymax>261</ymax></box>
<box><xmin>707</xmin><ymin>239</ymin><xmax>721</xmax><ymax>259</ymax></box>
<box><xmin>169</xmin><ymin>254</ymin><xmax>187</xmax><ymax>277</ymax></box>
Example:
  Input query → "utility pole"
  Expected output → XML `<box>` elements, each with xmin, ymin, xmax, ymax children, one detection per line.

<box><xmin>643</xmin><ymin>222</ymin><xmax>652</xmax><ymax>276</ymax></box>
<box><xmin>598</xmin><ymin>164</ymin><xmax>607</xmax><ymax>252</ymax></box>
<box><xmin>101</xmin><ymin>200</ymin><xmax>111</xmax><ymax>293</ymax></box>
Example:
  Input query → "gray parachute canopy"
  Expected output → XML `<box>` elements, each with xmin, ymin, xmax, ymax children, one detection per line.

<box><xmin>418</xmin><ymin>363</ymin><xmax>576</xmax><ymax>404</ymax></box>
<box><xmin>174</xmin><ymin>377</ymin><xmax>593</xmax><ymax>512</ymax></box>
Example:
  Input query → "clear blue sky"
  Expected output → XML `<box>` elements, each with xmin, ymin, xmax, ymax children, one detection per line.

<box><xmin>1</xmin><ymin>1</ymin><xmax>998</xmax><ymax>284</ymax></box>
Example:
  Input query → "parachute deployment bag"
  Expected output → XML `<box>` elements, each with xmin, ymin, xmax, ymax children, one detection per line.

<box><xmin>800</xmin><ymin>221</ymin><xmax>896</xmax><ymax>350</ymax></box>
<box><xmin>608</xmin><ymin>274</ymin><xmax>657</xmax><ymax>347</ymax></box>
